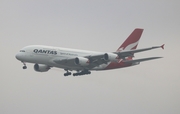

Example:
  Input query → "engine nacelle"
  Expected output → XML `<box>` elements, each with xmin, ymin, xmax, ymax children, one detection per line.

<box><xmin>74</xmin><ymin>57</ymin><xmax>90</xmax><ymax>66</ymax></box>
<box><xmin>104</xmin><ymin>53</ymin><xmax>119</xmax><ymax>62</ymax></box>
<box><xmin>34</xmin><ymin>64</ymin><xmax>50</xmax><ymax>72</ymax></box>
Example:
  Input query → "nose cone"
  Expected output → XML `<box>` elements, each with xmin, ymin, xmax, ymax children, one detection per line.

<box><xmin>15</xmin><ymin>53</ymin><xmax>21</xmax><ymax>60</ymax></box>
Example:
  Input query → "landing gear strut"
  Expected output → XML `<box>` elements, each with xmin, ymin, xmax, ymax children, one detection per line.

<box><xmin>22</xmin><ymin>61</ymin><xmax>27</xmax><ymax>69</ymax></box>
<box><xmin>64</xmin><ymin>69</ymin><xmax>72</xmax><ymax>76</ymax></box>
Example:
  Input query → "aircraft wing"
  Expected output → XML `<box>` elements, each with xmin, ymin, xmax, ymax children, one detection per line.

<box><xmin>53</xmin><ymin>44</ymin><xmax>164</xmax><ymax>70</ymax></box>
<box><xmin>123</xmin><ymin>57</ymin><xmax>163</xmax><ymax>64</ymax></box>
<box><xmin>53</xmin><ymin>53</ymin><xmax>108</xmax><ymax>69</ymax></box>
<box><xmin>115</xmin><ymin>44</ymin><xmax>164</xmax><ymax>58</ymax></box>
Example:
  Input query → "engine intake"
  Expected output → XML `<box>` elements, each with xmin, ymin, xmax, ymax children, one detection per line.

<box><xmin>74</xmin><ymin>57</ymin><xmax>90</xmax><ymax>66</ymax></box>
<box><xmin>104</xmin><ymin>53</ymin><xmax>119</xmax><ymax>62</ymax></box>
<box><xmin>34</xmin><ymin>64</ymin><xmax>50</xmax><ymax>72</ymax></box>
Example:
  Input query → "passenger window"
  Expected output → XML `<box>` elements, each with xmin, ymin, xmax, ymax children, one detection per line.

<box><xmin>20</xmin><ymin>50</ymin><xmax>25</xmax><ymax>52</ymax></box>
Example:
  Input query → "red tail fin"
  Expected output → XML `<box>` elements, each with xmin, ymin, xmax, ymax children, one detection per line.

<box><xmin>116</xmin><ymin>28</ymin><xmax>144</xmax><ymax>52</ymax></box>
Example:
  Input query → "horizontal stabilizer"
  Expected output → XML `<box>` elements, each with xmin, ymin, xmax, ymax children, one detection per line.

<box><xmin>124</xmin><ymin>57</ymin><xmax>163</xmax><ymax>63</ymax></box>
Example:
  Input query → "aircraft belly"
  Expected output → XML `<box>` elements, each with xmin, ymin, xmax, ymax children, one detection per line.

<box><xmin>92</xmin><ymin>63</ymin><xmax>109</xmax><ymax>70</ymax></box>
<box><xmin>50</xmin><ymin>63</ymin><xmax>86</xmax><ymax>70</ymax></box>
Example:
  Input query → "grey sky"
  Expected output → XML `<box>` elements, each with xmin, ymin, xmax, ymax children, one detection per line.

<box><xmin>0</xmin><ymin>0</ymin><xmax>180</xmax><ymax>114</ymax></box>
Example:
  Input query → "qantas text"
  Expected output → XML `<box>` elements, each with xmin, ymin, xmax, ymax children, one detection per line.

<box><xmin>33</xmin><ymin>49</ymin><xmax>57</xmax><ymax>55</ymax></box>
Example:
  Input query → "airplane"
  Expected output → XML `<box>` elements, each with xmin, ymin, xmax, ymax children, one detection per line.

<box><xmin>15</xmin><ymin>28</ymin><xmax>164</xmax><ymax>76</ymax></box>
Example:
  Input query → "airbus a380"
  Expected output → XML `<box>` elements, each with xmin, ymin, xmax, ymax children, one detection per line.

<box><xmin>15</xmin><ymin>28</ymin><xmax>164</xmax><ymax>76</ymax></box>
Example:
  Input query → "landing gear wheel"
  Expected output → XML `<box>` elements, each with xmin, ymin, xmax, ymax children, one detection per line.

<box><xmin>64</xmin><ymin>70</ymin><xmax>72</xmax><ymax>76</ymax></box>
<box><xmin>23</xmin><ymin>66</ymin><xmax>27</xmax><ymax>69</ymax></box>
<box><xmin>21</xmin><ymin>61</ymin><xmax>27</xmax><ymax>69</ymax></box>
<box><xmin>73</xmin><ymin>70</ymin><xmax>91</xmax><ymax>76</ymax></box>
<box><xmin>68</xmin><ymin>72</ymin><xmax>72</xmax><ymax>75</ymax></box>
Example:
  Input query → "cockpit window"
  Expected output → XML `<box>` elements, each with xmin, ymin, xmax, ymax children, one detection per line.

<box><xmin>20</xmin><ymin>50</ymin><xmax>25</xmax><ymax>52</ymax></box>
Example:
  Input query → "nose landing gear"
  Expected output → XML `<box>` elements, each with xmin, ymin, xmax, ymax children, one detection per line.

<box><xmin>22</xmin><ymin>62</ymin><xmax>27</xmax><ymax>69</ymax></box>
<box><xmin>23</xmin><ymin>66</ymin><xmax>27</xmax><ymax>69</ymax></box>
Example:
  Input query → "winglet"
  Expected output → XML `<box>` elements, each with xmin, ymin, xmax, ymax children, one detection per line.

<box><xmin>161</xmin><ymin>44</ymin><xmax>165</xmax><ymax>49</ymax></box>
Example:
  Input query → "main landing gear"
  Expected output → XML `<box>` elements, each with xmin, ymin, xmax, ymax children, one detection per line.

<box><xmin>63</xmin><ymin>69</ymin><xmax>91</xmax><ymax>76</ymax></box>
<box><xmin>64</xmin><ymin>72</ymin><xmax>71</xmax><ymax>76</ymax></box>
<box><xmin>64</xmin><ymin>69</ymin><xmax>72</xmax><ymax>76</ymax></box>
<box><xmin>22</xmin><ymin>61</ymin><xmax>27</xmax><ymax>69</ymax></box>
<box><xmin>73</xmin><ymin>70</ymin><xmax>91</xmax><ymax>76</ymax></box>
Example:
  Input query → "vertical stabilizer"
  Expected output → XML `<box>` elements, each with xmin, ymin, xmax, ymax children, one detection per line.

<box><xmin>116</xmin><ymin>28</ymin><xmax>144</xmax><ymax>52</ymax></box>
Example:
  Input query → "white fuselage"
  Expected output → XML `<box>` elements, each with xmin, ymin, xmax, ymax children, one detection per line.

<box><xmin>16</xmin><ymin>45</ymin><xmax>110</xmax><ymax>71</ymax></box>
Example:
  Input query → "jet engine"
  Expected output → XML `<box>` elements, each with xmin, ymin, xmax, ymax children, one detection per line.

<box><xmin>34</xmin><ymin>64</ymin><xmax>50</xmax><ymax>72</ymax></box>
<box><xmin>104</xmin><ymin>53</ymin><xmax>119</xmax><ymax>62</ymax></box>
<box><xmin>74</xmin><ymin>57</ymin><xmax>90</xmax><ymax>66</ymax></box>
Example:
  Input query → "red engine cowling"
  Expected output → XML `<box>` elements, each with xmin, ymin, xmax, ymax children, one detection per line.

<box><xmin>34</xmin><ymin>64</ymin><xmax>50</xmax><ymax>72</ymax></box>
<box><xmin>74</xmin><ymin>57</ymin><xmax>90</xmax><ymax>66</ymax></box>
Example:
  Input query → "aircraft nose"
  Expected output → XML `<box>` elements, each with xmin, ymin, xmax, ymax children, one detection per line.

<box><xmin>15</xmin><ymin>53</ymin><xmax>21</xmax><ymax>60</ymax></box>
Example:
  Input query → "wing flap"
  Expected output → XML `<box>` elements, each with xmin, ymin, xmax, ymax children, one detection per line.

<box><xmin>124</xmin><ymin>57</ymin><xmax>163</xmax><ymax>63</ymax></box>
